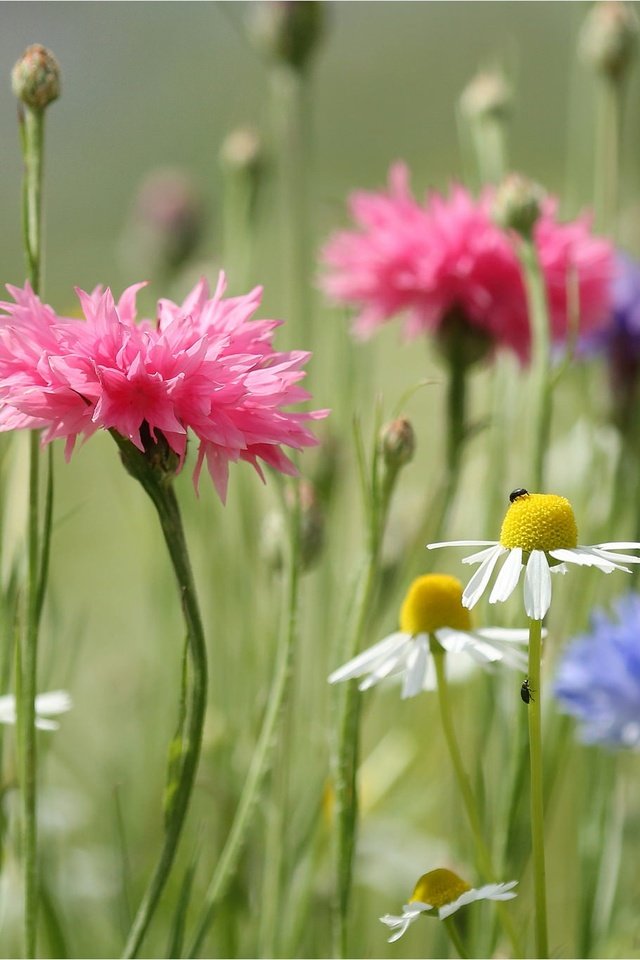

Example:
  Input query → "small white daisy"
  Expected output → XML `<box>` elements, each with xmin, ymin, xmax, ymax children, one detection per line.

<box><xmin>380</xmin><ymin>868</ymin><xmax>518</xmax><ymax>942</ymax></box>
<box><xmin>0</xmin><ymin>690</ymin><xmax>72</xmax><ymax>731</ymax></box>
<box><xmin>428</xmin><ymin>491</ymin><xmax>640</xmax><ymax>621</ymax></box>
<box><xmin>328</xmin><ymin>574</ymin><xmax>529</xmax><ymax>699</ymax></box>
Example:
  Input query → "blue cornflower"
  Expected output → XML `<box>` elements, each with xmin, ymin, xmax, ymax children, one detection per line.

<box><xmin>554</xmin><ymin>592</ymin><xmax>640</xmax><ymax>748</ymax></box>
<box><xmin>581</xmin><ymin>252</ymin><xmax>640</xmax><ymax>428</ymax></box>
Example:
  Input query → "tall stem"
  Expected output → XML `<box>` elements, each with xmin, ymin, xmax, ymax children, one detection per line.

<box><xmin>185</xmin><ymin>485</ymin><xmax>301</xmax><ymax>959</ymax></box>
<box><xmin>519</xmin><ymin>237</ymin><xmax>551</xmax><ymax>490</ymax></box>
<box><xmin>113</xmin><ymin>437</ymin><xmax>208</xmax><ymax>960</ymax></box>
<box><xmin>443</xmin><ymin>916</ymin><xmax>470</xmax><ymax>960</ymax></box>
<box><xmin>431</xmin><ymin>641</ymin><xmax>522</xmax><ymax>957</ymax></box>
<box><xmin>527</xmin><ymin>617</ymin><xmax>548</xmax><ymax>959</ymax></box>
<box><xmin>17</xmin><ymin>103</ymin><xmax>45</xmax><ymax>960</ymax></box>
<box><xmin>594</xmin><ymin>74</ymin><xmax>622</xmax><ymax>236</ymax></box>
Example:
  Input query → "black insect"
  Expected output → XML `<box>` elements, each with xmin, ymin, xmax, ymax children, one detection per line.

<box><xmin>520</xmin><ymin>678</ymin><xmax>534</xmax><ymax>704</ymax></box>
<box><xmin>509</xmin><ymin>488</ymin><xmax>529</xmax><ymax>503</ymax></box>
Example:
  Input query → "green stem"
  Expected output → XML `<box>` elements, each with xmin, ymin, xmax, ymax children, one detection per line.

<box><xmin>527</xmin><ymin>617</ymin><xmax>548</xmax><ymax>959</ymax></box>
<box><xmin>519</xmin><ymin>237</ymin><xmax>551</xmax><ymax>490</ymax></box>
<box><xmin>17</xmin><ymin>103</ymin><xmax>46</xmax><ymax>960</ymax></box>
<box><xmin>113</xmin><ymin>437</ymin><xmax>208</xmax><ymax>960</ymax></box>
<box><xmin>431</xmin><ymin>641</ymin><xmax>522</xmax><ymax>958</ymax></box>
<box><xmin>471</xmin><ymin>116</ymin><xmax>508</xmax><ymax>186</ymax></box>
<box><xmin>271</xmin><ymin>64</ymin><xmax>314</xmax><ymax>346</ymax></box>
<box><xmin>594</xmin><ymin>74</ymin><xmax>622</xmax><ymax>236</ymax></box>
<box><xmin>185</xmin><ymin>486</ymin><xmax>301</xmax><ymax>959</ymax></box>
<box><xmin>332</xmin><ymin>447</ymin><xmax>401</xmax><ymax>958</ymax></box>
<box><xmin>443</xmin><ymin>916</ymin><xmax>470</xmax><ymax>960</ymax></box>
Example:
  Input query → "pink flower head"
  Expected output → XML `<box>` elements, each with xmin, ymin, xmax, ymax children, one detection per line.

<box><xmin>320</xmin><ymin>164</ymin><xmax>613</xmax><ymax>361</ymax></box>
<box><xmin>0</xmin><ymin>274</ymin><xmax>327</xmax><ymax>502</ymax></box>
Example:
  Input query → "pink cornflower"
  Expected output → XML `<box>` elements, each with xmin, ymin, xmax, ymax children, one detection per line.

<box><xmin>321</xmin><ymin>164</ymin><xmax>613</xmax><ymax>361</ymax></box>
<box><xmin>0</xmin><ymin>273</ymin><xmax>326</xmax><ymax>501</ymax></box>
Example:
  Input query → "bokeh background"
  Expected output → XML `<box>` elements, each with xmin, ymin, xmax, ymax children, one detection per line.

<box><xmin>1</xmin><ymin>3</ymin><xmax>640</xmax><ymax>959</ymax></box>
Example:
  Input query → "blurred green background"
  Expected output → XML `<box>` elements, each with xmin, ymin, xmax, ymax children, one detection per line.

<box><xmin>1</xmin><ymin>3</ymin><xmax>640</xmax><ymax>959</ymax></box>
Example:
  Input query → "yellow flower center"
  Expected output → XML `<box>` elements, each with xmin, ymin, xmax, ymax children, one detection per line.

<box><xmin>410</xmin><ymin>868</ymin><xmax>471</xmax><ymax>908</ymax></box>
<box><xmin>499</xmin><ymin>493</ymin><xmax>578</xmax><ymax>552</ymax></box>
<box><xmin>399</xmin><ymin>574</ymin><xmax>472</xmax><ymax>634</ymax></box>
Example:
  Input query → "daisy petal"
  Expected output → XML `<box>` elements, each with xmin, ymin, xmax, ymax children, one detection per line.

<box><xmin>328</xmin><ymin>633</ymin><xmax>407</xmax><ymax>684</ymax></box>
<box><xmin>489</xmin><ymin>547</ymin><xmax>523</xmax><ymax>604</ymax></box>
<box><xmin>524</xmin><ymin>550</ymin><xmax>552</xmax><ymax>620</ymax></box>
<box><xmin>462</xmin><ymin>545</ymin><xmax>507</xmax><ymax>608</ymax></box>
<box><xmin>427</xmin><ymin>540</ymin><xmax>497</xmax><ymax>550</ymax></box>
<box><xmin>596</xmin><ymin>542</ymin><xmax>640</xmax><ymax>551</ymax></box>
<box><xmin>550</xmin><ymin>548</ymin><xmax>620</xmax><ymax>573</ymax></box>
<box><xmin>462</xmin><ymin>545</ymin><xmax>504</xmax><ymax>565</ymax></box>
<box><xmin>402</xmin><ymin>636</ymin><xmax>429</xmax><ymax>698</ymax></box>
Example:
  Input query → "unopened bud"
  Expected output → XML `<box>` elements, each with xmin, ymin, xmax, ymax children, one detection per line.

<box><xmin>380</xmin><ymin>418</ymin><xmax>416</xmax><ymax>471</ymax></box>
<box><xmin>11</xmin><ymin>44</ymin><xmax>61</xmax><ymax>110</ymax></box>
<box><xmin>493</xmin><ymin>173</ymin><xmax>544</xmax><ymax>239</ymax></box>
<box><xmin>261</xmin><ymin>479</ymin><xmax>324</xmax><ymax>573</ymax></box>
<box><xmin>460</xmin><ymin>69</ymin><xmax>511</xmax><ymax>122</ymax></box>
<box><xmin>248</xmin><ymin>1</ymin><xmax>326</xmax><ymax>72</ymax></box>
<box><xmin>121</xmin><ymin>168</ymin><xmax>203</xmax><ymax>278</ymax></box>
<box><xmin>220</xmin><ymin>126</ymin><xmax>263</xmax><ymax>174</ymax></box>
<box><xmin>580</xmin><ymin>1</ymin><xmax>638</xmax><ymax>79</ymax></box>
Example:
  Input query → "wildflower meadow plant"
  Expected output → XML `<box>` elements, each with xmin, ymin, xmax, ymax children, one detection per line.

<box><xmin>554</xmin><ymin>592</ymin><xmax>640</xmax><ymax>748</ymax></box>
<box><xmin>7</xmin><ymin>6</ymin><xmax>640</xmax><ymax>960</ymax></box>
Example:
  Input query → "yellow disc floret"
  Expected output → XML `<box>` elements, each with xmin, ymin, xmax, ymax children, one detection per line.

<box><xmin>410</xmin><ymin>868</ymin><xmax>471</xmax><ymax>908</ymax></box>
<box><xmin>399</xmin><ymin>574</ymin><xmax>472</xmax><ymax>634</ymax></box>
<box><xmin>499</xmin><ymin>493</ymin><xmax>578</xmax><ymax>552</ymax></box>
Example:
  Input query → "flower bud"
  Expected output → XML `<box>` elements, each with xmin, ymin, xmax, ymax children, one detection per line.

<box><xmin>121</xmin><ymin>168</ymin><xmax>203</xmax><ymax>278</ymax></box>
<box><xmin>493</xmin><ymin>173</ymin><xmax>544</xmax><ymax>239</ymax></box>
<box><xmin>459</xmin><ymin>69</ymin><xmax>512</xmax><ymax>122</ymax></box>
<box><xmin>380</xmin><ymin>418</ymin><xmax>416</xmax><ymax>471</ymax></box>
<box><xmin>11</xmin><ymin>44</ymin><xmax>61</xmax><ymax>110</ymax></box>
<box><xmin>220</xmin><ymin>126</ymin><xmax>263</xmax><ymax>175</ymax></box>
<box><xmin>248</xmin><ymin>1</ymin><xmax>326</xmax><ymax>72</ymax></box>
<box><xmin>261</xmin><ymin>479</ymin><xmax>324</xmax><ymax>573</ymax></box>
<box><xmin>580</xmin><ymin>1</ymin><xmax>638</xmax><ymax>79</ymax></box>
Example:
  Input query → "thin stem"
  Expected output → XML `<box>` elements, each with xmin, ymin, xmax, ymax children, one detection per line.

<box><xmin>17</xmin><ymin>102</ymin><xmax>46</xmax><ymax>960</ymax></box>
<box><xmin>332</xmin><ymin>448</ymin><xmax>400</xmax><ymax>957</ymax></box>
<box><xmin>527</xmin><ymin>617</ymin><xmax>549</xmax><ymax>959</ymax></box>
<box><xmin>594</xmin><ymin>74</ymin><xmax>622</xmax><ymax>236</ymax></box>
<box><xmin>519</xmin><ymin>236</ymin><xmax>552</xmax><ymax>490</ymax></box>
<box><xmin>443</xmin><ymin>916</ymin><xmax>470</xmax><ymax>960</ymax></box>
<box><xmin>471</xmin><ymin>116</ymin><xmax>508</xmax><ymax>186</ymax></box>
<box><xmin>113</xmin><ymin>437</ymin><xmax>208</xmax><ymax>960</ymax></box>
<box><xmin>431</xmin><ymin>641</ymin><xmax>522</xmax><ymax>958</ymax></box>
<box><xmin>270</xmin><ymin>64</ymin><xmax>314</xmax><ymax>346</ymax></box>
<box><xmin>185</xmin><ymin>485</ymin><xmax>301</xmax><ymax>959</ymax></box>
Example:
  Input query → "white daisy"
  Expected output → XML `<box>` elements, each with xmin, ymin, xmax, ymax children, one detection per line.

<box><xmin>328</xmin><ymin>574</ymin><xmax>529</xmax><ymax>699</ymax></box>
<box><xmin>380</xmin><ymin>868</ymin><xmax>518</xmax><ymax>942</ymax></box>
<box><xmin>0</xmin><ymin>690</ymin><xmax>72</xmax><ymax>731</ymax></box>
<box><xmin>428</xmin><ymin>491</ymin><xmax>640</xmax><ymax>621</ymax></box>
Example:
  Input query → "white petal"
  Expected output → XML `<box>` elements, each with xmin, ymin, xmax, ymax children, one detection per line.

<box><xmin>438</xmin><ymin>888</ymin><xmax>478</xmax><ymax>919</ymax></box>
<box><xmin>427</xmin><ymin>540</ymin><xmax>497</xmax><ymax>550</ymax></box>
<box><xmin>595</xmin><ymin>542</ymin><xmax>640</xmax><ymax>551</ymax></box>
<box><xmin>475</xmin><ymin>880</ymin><xmax>519</xmax><ymax>901</ymax></box>
<box><xmin>358</xmin><ymin>646</ymin><xmax>413</xmax><ymax>690</ymax></box>
<box><xmin>34</xmin><ymin>690</ymin><xmax>72</xmax><ymax>716</ymax></box>
<box><xmin>34</xmin><ymin>718</ymin><xmax>60</xmax><ymax>731</ymax></box>
<box><xmin>592</xmin><ymin>548</ymin><xmax>640</xmax><ymax>565</ymax></box>
<box><xmin>462</xmin><ymin>545</ymin><xmax>504</xmax><ymax>565</ymax></box>
<box><xmin>549</xmin><ymin>548</ymin><xmax>615</xmax><ymax>571</ymax></box>
<box><xmin>473</xmin><ymin>627</ymin><xmax>530</xmax><ymax>642</ymax></box>
<box><xmin>328</xmin><ymin>633</ymin><xmax>408</xmax><ymax>684</ymax></box>
<box><xmin>401</xmin><ymin>637</ymin><xmax>429</xmax><ymax>699</ymax></box>
<box><xmin>462</xmin><ymin>546</ymin><xmax>507</xmax><ymax>608</ymax></box>
<box><xmin>435</xmin><ymin>628</ymin><xmax>472</xmax><ymax>655</ymax></box>
<box><xmin>524</xmin><ymin>550</ymin><xmax>552</xmax><ymax>620</ymax></box>
<box><xmin>489</xmin><ymin>547</ymin><xmax>523</xmax><ymax>604</ymax></box>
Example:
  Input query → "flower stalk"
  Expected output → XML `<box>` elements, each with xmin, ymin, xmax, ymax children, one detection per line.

<box><xmin>519</xmin><ymin>236</ymin><xmax>552</xmax><ymax>490</ymax></box>
<box><xmin>186</xmin><ymin>481</ymin><xmax>301</xmax><ymax>959</ymax></box>
<box><xmin>430</xmin><ymin>639</ymin><xmax>522</xmax><ymax>957</ymax></box>
<box><xmin>14</xmin><ymin>66</ymin><xmax>52</xmax><ymax>960</ymax></box>
<box><xmin>527</xmin><ymin>616</ymin><xmax>549</xmax><ymax>959</ymax></box>
<box><xmin>112</xmin><ymin>434</ymin><xmax>208</xmax><ymax>960</ymax></box>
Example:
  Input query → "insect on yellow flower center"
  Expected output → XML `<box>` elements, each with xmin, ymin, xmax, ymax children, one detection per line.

<box><xmin>399</xmin><ymin>574</ymin><xmax>472</xmax><ymax>635</ymax></box>
<box><xmin>499</xmin><ymin>493</ymin><xmax>578</xmax><ymax>553</ymax></box>
<box><xmin>410</xmin><ymin>868</ymin><xmax>471</xmax><ymax>908</ymax></box>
